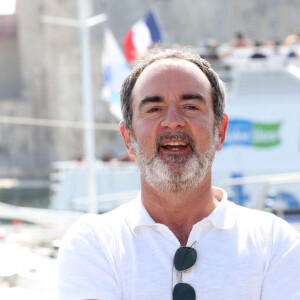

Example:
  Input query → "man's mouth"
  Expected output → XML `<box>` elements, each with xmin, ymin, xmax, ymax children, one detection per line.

<box><xmin>155</xmin><ymin>132</ymin><xmax>194</xmax><ymax>156</ymax></box>
<box><xmin>161</xmin><ymin>140</ymin><xmax>189</xmax><ymax>151</ymax></box>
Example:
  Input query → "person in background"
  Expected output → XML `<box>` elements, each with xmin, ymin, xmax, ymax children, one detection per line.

<box><xmin>250</xmin><ymin>41</ymin><xmax>267</xmax><ymax>59</ymax></box>
<box><xmin>229</xmin><ymin>31</ymin><xmax>253</xmax><ymax>48</ymax></box>
<box><xmin>201</xmin><ymin>38</ymin><xmax>220</xmax><ymax>62</ymax></box>
<box><xmin>58</xmin><ymin>46</ymin><xmax>300</xmax><ymax>300</ymax></box>
<box><xmin>284</xmin><ymin>28</ymin><xmax>300</xmax><ymax>58</ymax></box>
<box><xmin>284</xmin><ymin>27</ymin><xmax>300</xmax><ymax>46</ymax></box>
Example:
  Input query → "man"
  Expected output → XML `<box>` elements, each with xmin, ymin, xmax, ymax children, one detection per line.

<box><xmin>229</xmin><ymin>32</ymin><xmax>253</xmax><ymax>48</ymax></box>
<box><xmin>58</xmin><ymin>47</ymin><xmax>300</xmax><ymax>300</ymax></box>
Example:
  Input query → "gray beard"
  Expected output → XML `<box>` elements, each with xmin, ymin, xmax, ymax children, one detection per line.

<box><xmin>130</xmin><ymin>129</ymin><xmax>219</xmax><ymax>193</ymax></box>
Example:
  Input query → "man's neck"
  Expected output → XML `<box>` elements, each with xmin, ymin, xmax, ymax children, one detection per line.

<box><xmin>140</xmin><ymin>175</ymin><xmax>220</xmax><ymax>246</ymax></box>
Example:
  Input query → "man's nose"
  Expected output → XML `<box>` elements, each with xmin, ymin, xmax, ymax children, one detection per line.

<box><xmin>161</xmin><ymin>107</ymin><xmax>185</xmax><ymax>130</ymax></box>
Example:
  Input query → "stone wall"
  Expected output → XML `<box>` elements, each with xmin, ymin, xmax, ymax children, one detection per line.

<box><xmin>0</xmin><ymin>0</ymin><xmax>124</xmax><ymax>179</ymax></box>
<box><xmin>0</xmin><ymin>0</ymin><xmax>299</xmax><ymax>179</ymax></box>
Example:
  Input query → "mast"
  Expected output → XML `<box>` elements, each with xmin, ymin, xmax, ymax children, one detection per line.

<box><xmin>41</xmin><ymin>1</ymin><xmax>107</xmax><ymax>213</ymax></box>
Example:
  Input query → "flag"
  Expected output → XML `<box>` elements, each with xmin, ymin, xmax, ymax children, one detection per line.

<box><xmin>101</xmin><ymin>27</ymin><xmax>131</xmax><ymax>119</ymax></box>
<box><xmin>123</xmin><ymin>10</ymin><xmax>163</xmax><ymax>62</ymax></box>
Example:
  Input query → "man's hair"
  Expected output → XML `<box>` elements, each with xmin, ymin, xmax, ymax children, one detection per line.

<box><xmin>120</xmin><ymin>46</ymin><xmax>226</xmax><ymax>129</ymax></box>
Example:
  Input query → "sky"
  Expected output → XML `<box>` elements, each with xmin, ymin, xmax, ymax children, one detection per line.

<box><xmin>0</xmin><ymin>0</ymin><xmax>16</xmax><ymax>15</ymax></box>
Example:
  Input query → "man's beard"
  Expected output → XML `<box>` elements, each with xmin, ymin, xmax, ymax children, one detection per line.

<box><xmin>130</xmin><ymin>128</ymin><xmax>219</xmax><ymax>193</ymax></box>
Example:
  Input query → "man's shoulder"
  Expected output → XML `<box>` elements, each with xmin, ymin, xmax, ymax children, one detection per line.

<box><xmin>232</xmin><ymin>202</ymin><xmax>283</xmax><ymax>224</ymax></box>
<box><xmin>231</xmin><ymin>201</ymin><xmax>300</xmax><ymax>237</ymax></box>
<box><xmin>79</xmin><ymin>198</ymin><xmax>140</xmax><ymax>228</ymax></box>
<box><xmin>62</xmin><ymin>198</ymin><xmax>140</xmax><ymax>244</ymax></box>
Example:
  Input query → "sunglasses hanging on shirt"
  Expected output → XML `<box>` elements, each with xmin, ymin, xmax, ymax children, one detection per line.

<box><xmin>172</xmin><ymin>241</ymin><xmax>197</xmax><ymax>300</ymax></box>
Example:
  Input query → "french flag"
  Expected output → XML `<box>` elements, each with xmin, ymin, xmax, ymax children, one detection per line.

<box><xmin>123</xmin><ymin>11</ymin><xmax>163</xmax><ymax>62</ymax></box>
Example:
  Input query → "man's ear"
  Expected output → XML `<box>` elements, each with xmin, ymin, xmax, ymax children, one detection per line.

<box><xmin>216</xmin><ymin>113</ymin><xmax>229</xmax><ymax>151</ymax></box>
<box><xmin>119</xmin><ymin>121</ymin><xmax>134</xmax><ymax>158</ymax></box>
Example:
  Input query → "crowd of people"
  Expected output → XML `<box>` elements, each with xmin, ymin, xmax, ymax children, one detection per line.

<box><xmin>199</xmin><ymin>30</ymin><xmax>300</xmax><ymax>63</ymax></box>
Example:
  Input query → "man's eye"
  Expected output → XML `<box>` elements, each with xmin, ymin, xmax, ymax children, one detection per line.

<box><xmin>185</xmin><ymin>105</ymin><xmax>199</xmax><ymax>111</ymax></box>
<box><xmin>147</xmin><ymin>107</ymin><xmax>161</xmax><ymax>113</ymax></box>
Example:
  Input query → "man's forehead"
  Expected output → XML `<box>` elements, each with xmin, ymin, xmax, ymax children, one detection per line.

<box><xmin>132</xmin><ymin>58</ymin><xmax>211</xmax><ymax>95</ymax></box>
<box><xmin>141</xmin><ymin>58</ymin><xmax>202</xmax><ymax>74</ymax></box>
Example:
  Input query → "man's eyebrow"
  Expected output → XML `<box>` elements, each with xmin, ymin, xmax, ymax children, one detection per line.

<box><xmin>181</xmin><ymin>93</ymin><xmax>206</xmax><ymax>103</ymax></box>
<box><xmin>138</xmin><ymin>95</ymin><xmax>163</xmax><ymax>109</ymax></box>
<box><xmin>138</xmin><ymin>93</ymin><xmax>206</xmax><ymax>110</ymax></box>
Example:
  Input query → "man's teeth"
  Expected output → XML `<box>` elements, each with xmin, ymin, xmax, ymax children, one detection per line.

<box><xmin>162</xmin><ymin>141</ymin><xmax>188</xmax><ymax>146</ymax></box>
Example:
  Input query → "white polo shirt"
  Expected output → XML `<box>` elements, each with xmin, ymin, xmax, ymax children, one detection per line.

<box><xmin>58</xmin><ymin>188</ymin><xmax>300</xmax><ymax>300</ymax></box>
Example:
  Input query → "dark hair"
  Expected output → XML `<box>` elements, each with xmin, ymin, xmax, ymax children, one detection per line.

<box><xmin>120</xmin><ymin>46</ymin><xmax>226</xmax><ymax>129</ymax></box>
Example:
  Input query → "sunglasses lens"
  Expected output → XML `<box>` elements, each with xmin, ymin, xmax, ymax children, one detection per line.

<box><xmin>173</xmin><ymin>283</ymin><xmax>196</xmax><ymax>300</ymax></box>
<box><xmin>174</xmin><ymin>247</ymin><xmax>197</xmax><ymax>271</ymax></box>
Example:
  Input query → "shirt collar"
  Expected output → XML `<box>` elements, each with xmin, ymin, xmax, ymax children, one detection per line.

<box><xmin>126</xmin><ymin>194</ymin><xmax>156</xmax><ymax>233</ymax></box>
<box><xmin>127</xmin><ymin>188</ymin><xmax>236</xmax><ymax>232</ymax></box>
<box><xmin>203</xmin><ymin>187</ymin><xmax>236</xmax><ymax>230</ymax></box>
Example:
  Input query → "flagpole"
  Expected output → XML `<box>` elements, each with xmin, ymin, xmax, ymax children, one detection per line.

<box><xmin>77</xmin><ymin>0</ymin><xmax>98</xmax><ymax>214</ymax></box>
<box><xmin>41</xmin><ymin>2</ymin><xmax>107</xmax><ymax>214</ymax></box>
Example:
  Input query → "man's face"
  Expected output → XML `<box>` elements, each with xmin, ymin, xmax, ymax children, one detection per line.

<box><xmin>120</xmin><ymin>59</ymin><xmax>227</xmax><ymax>192</ymax></box>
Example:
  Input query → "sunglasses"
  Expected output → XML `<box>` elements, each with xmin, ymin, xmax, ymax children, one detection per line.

<box><xmin>172</xmin><ymin>242</ymin><xmax>197</xmax><ymax>300</ymax></box>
